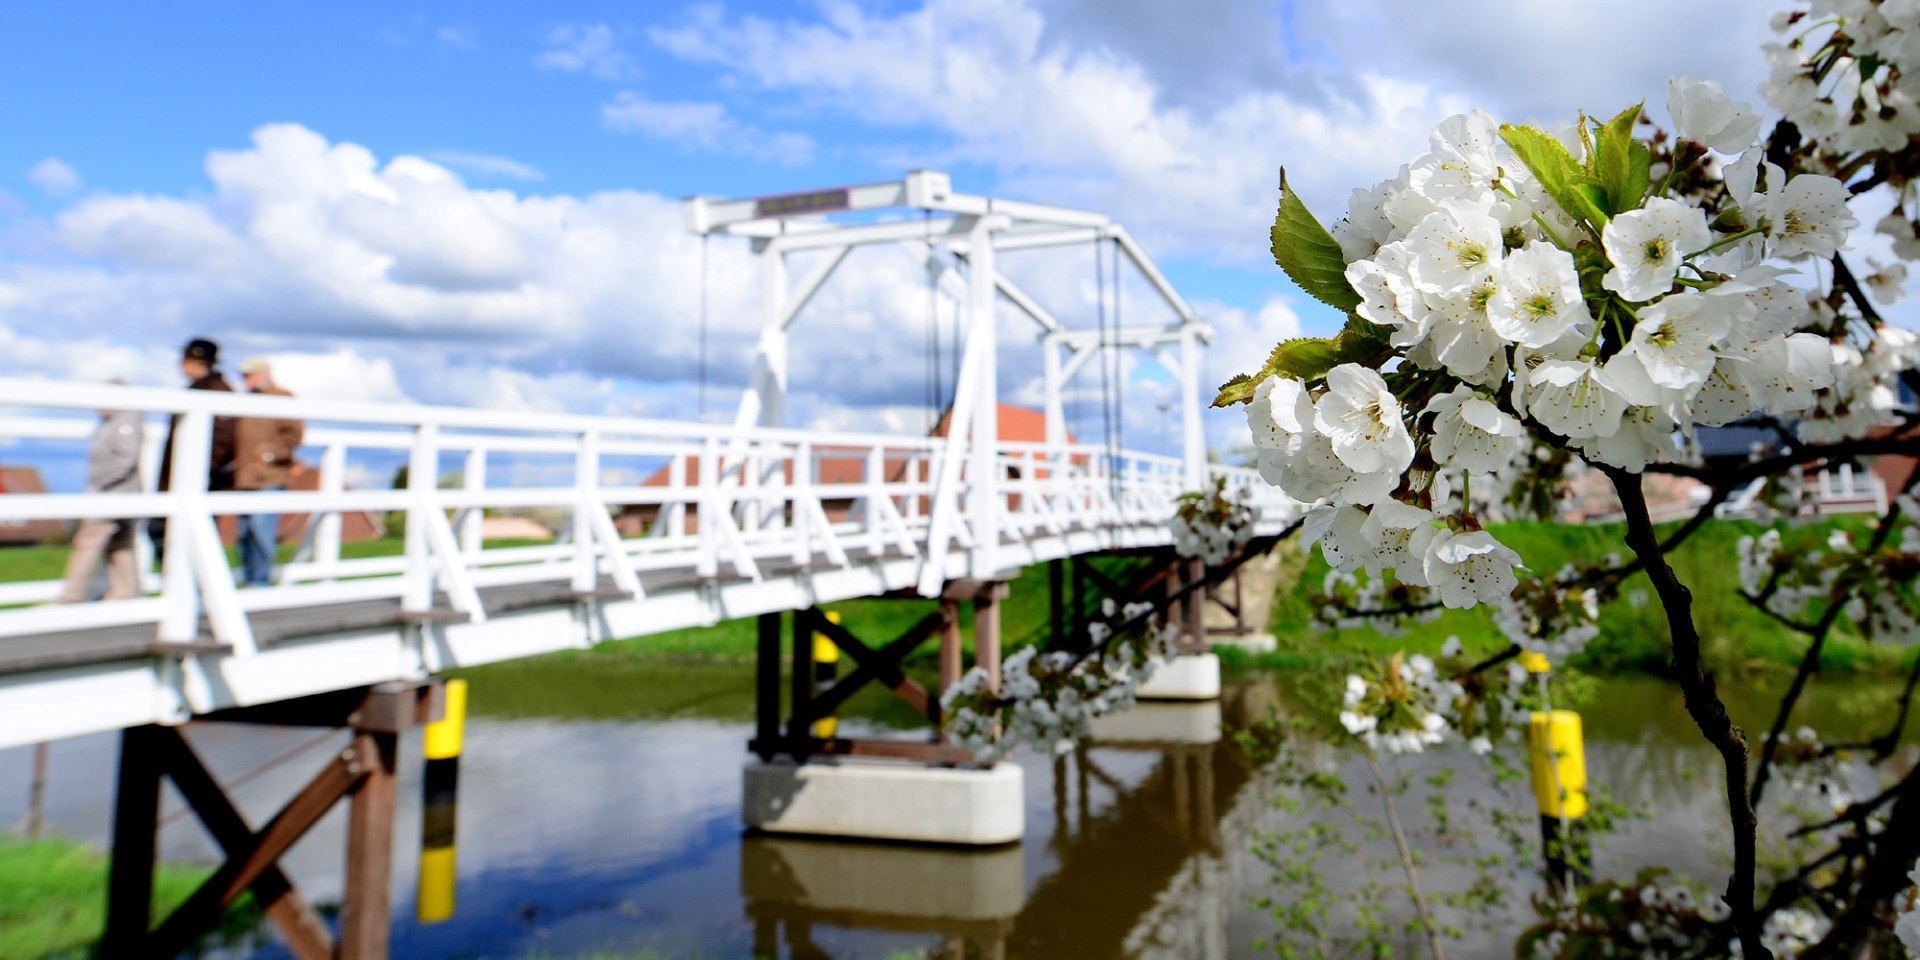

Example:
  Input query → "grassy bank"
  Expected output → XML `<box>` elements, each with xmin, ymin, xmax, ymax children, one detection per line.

<box><xmin>0</xmin><ymin>834</ymin><xmax>259</xmax><ymax>960</ymax></box>
<box><xmin>1260</xmin><ymin>516</ymin><xmax>1918</xmax><ymax>677</ymax></box>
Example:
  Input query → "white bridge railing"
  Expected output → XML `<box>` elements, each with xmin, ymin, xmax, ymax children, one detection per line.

<box><xmin>0</xmin><ymin>379</ymin><xmax>1294</xmax><ymax>665</ymax></box>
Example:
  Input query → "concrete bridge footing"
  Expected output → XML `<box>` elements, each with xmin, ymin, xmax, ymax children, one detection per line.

<box><xmin>743</xmin><ymin>759</ymin><xmax>1025</xmax><ymax>846</ymax></box>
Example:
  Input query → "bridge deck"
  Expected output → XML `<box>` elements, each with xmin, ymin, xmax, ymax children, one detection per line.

<box><xmin>0</xmin><ymin>378</ymin><xmax>1299</xmax><ymax>749</ymax></box>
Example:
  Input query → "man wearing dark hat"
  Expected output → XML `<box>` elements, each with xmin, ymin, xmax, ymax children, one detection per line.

<box><xmin>151</xmin><ymin>339</ymin><xmax>237</xmax><ymax>547</ymax></box>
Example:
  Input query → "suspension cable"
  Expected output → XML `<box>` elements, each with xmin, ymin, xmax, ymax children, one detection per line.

<box><xmin>1112</xmin><ymin>237</ymin><xmax>1124</xmax><ymax>466</ymax></box>
<box><xmin>1095</xmin><ymin>236</ymin><xmax>1114</xmax><ymax>496</ymax></box>
<box><xmin>925</xmin><ymin>209</ymin><xmax>940</xmax><ymax>433</ymax></box>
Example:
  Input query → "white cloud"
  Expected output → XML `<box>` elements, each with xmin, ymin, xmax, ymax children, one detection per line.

<box><xmin>601</xmin><ymin>92</ymin><xmax>815</xmax><ymax>166</ymax></box>
<box><xmin>26</xmin><ymin>157</ymin><xmax>80</xmax><ymax>197</ymax></box>
<box><xmin>247</xmin><ymin>349</ymin><xmax>413</xmax><ymax>405</ymax></box>
<box><xmin>426</xmin><ymin>151</ymin><xmax>545</xmax><ymax>182</ymax></box>
<box><xmin>0</xmin><ymin>124</ymin><xmax>1048</xmax><ymax>428</ymax></box>
<box><xmin>647</xmin><ymin>0</ymin><xmax>1467</xmax><ymax>261</ymax></box>
<box><xmin>536</xmin><ymin>22</ymin><xmax>639</xmax><ymax>80</ymax></box>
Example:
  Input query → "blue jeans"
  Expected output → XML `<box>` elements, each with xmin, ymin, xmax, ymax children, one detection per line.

<box><xmin>239</xmin><ymin>488</ymin><xmax>281</xmax><ymax>587</ymax></box>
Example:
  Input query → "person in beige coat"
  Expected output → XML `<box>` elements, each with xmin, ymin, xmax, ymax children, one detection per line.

<box><xmin>57</xmin><ymin>393</ymin><xmax>144</xmax><ymax>602</ymax></box>
<box><xmin>233</xmin><ymin>358</ymin><xmax>304</xmax><ymax>586</ymax></box>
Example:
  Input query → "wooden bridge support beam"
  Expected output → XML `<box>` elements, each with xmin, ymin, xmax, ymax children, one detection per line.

<box><xmin>102</xmin><ymin>680</ymin><xmax>442</xmax><ymax>960</ymax></box>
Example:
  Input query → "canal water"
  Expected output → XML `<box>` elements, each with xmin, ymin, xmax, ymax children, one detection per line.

<box><xmin>2</xmin><ymin>659</ymin><xmax>1915</xmax><ymax>960</ymax></box>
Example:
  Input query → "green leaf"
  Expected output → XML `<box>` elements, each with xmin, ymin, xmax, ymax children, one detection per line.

<box><xmin>1500</xmin><ymin>124</ymin><xmax>1608</xmax><ymax>230</ymax></box>
<box><xmin>1211</xmin><ymin>316</ymin><xmax>1392</xmax><ymax>406</ymax></box>
<box><xmin>1591</xmin><ymin>103</ymin><xmax>1651</xmax><ymax>215</ymax></box>
<box><xmin>1270</xmin><ymin>168</ymin><xmax>1362</xmax><ymax>313</ymax></box>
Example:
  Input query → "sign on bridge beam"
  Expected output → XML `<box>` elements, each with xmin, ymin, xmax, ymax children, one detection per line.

<box><xmin>753</xmin><ymin>187</ymin><xmax>852</xmax><ymax>219</ymax></box>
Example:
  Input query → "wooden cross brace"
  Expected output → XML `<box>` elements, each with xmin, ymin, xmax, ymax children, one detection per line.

<box><xmin>103</xmin><ymin>681</ymin><xmax>440</xmax><ymax>960</ymax></box>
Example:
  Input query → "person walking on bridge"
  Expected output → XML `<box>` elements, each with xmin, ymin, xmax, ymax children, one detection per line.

<box><xmin>234</xmin><ymin>357</ymin><xmax>303</xmax><ymax>587</ymax></box>
<box><xmin>151</xmin><ymin>338</ymin><xmax>237</xmax><ymax>550</ymax></box>
<box><xmin>56</xmin><ymin>386</ymin><xmax>144</xmax><ymax>602</ymax></box>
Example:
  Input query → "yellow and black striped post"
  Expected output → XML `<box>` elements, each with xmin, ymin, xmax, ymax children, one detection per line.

<box><xmin>417</xmin><ymin>678</ymin><xmax>465</xmax><ymax>924</ymax></box>
<box><xmin>1521</xmin><ymin>653</ymin><xmax>1590</xmax><ymax>892</ymax></box>
<box><xmin>811</xmin><ymin>612</ymin><xmax>841</xmax><ymax>740</ymax></box>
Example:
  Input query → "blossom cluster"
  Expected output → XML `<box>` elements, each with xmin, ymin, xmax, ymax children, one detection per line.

<box><xmin>1523</xmin><ymin>870</ymin><xmax>1733</xmax><ymax>958</ymax></box>
<box><xmin>1772</xmin><ymin>726</ymin><xmax>1854</xmax><ymax>814</ymax></box>
<box><xmin>940</xmin><ymin>599</ymin><xmax>1182</xmax><ymax>763</ymax></box>
<box><xmin>1333</xmin><ymin>646</ymin><xmax>1528</xmax><ymax>756</ymax></box>
<box><xmin>1171</xmin><ymin>476</ymin><xmax>1261</xmax><ymax>565</ymax></box>
<box><xmin>1764</xmin><ymin>3</ymin><xmax>1920</xmax><ymax>157</ymax></box>
<box><xmin>1737</xmin><ymin>510</ymin><xmax>1920</xmax><ymax>645</ymax></box>
<box><xmin>1234</xmin><ymin>77</ymin><xmax>1920</xmax><ymax>661</ymax></box>
<box><xmin>1338</xmin><ymin>653</ymin><xmax>1455</xmax><ymax>754</ymax></box>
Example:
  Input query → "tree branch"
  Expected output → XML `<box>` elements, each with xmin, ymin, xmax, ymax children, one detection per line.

<box><xmin>1750</xmin><ymin>490</ymin><xmax>1911</xmax><ymax>810</ymax></box>
<box><xmin>1602</xmin><ymin>465</ymin><xmax>1768</xmax><ymax>959</ymax></box>
<box><xmin>1830</xmin><ymin>252</ymin><xmax>1884</xmax><ymax>326</ymax></box>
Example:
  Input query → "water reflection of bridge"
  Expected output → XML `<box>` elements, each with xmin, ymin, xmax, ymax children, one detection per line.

<box><xmin>739</xmin><ymin>680</ymin><xmax>1282</xmax><ymax>959</ymax></box>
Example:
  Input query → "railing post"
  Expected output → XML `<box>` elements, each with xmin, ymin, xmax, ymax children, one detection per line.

<box><xmin>157</xmin><ymin>412</ymin><xmax>210</xmax><ymax>643</ymax></box>
<box><xmin>668</xmin><ymin>452</ymin><xmax>688</xmax><ymax>539</ymax></box>
<box><xmin>791</xmin><ymin>442</ymin><xmax>813</xmax><ymax>567</ymax></box>
<box><xmin>865</xmin><ymin>445</ymin><xmax>885</xmax><ymax>557</ymax></box>
<box><xmin>573</xmin><ymin>430</ymin><xmax>601</xmax><ymax>594</ymax></box>
<box><xmin>135</xmin><ymin>421</ymin><xmax>165</xmax><ymax>595</ymax></box>
<box><xmin>696</xmin><ymin>436</ymin><xmax>720</xmax><ymax>579</ymax></box>
<box><xmin>402</xmin><ymin>423</ymin><xmax>439</xmax><ymax>615</ymax></box>
<box><xmin>460</xmin><ymin>447</ymin><xmax>486</xmax><ymax>559</ymax></box>
<box><xmin>315</xmin><ymin>443</ymin><xmax>346</xmax><ymax>584</ymax></box>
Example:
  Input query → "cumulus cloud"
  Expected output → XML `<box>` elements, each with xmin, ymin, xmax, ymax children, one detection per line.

<box><xmin>536</xmin><ymin>22</ymin><xmax>639</xmax><ymax>80</ymax></box>
<box><xmin>647</xmin><ymin>0</ymin><xmax>1468</xmax><ymax>261</ymax></box>
<box><xmin>601</xmin><ymin>92</ymin><xmax>815</xmax><ymax>166</ymax></box>
<box><xmin>27</xmin><ymin>157</ymin><xmax>81</xmax><ymax>197</ymax></box>
<box><xmin>0</xmin><ymin>124</ymin><xmax>1093</xmax><ymax>427</ymax></box>
<box><xmin>247</xmin><ymin>349</ymin><xmax>413</xmax><ymax>405</ymax></box>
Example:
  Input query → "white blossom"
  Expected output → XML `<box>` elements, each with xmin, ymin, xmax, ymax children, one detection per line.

<box><xmin>1529</xmin><ymin>359</ymin><xmax>1628</xmax><ymax>440</ymax></box>
<box><xmin>1765</xmin><ymin>173</ymin><xmax>1857</xmax><ymax>260</ymax></box>
<box><xmin>1423</xmin><ymin>529</ymin><xmax>1523</xmax><ymax>608</ymax></box>
<box><xmin>1425</xmin><ymin>386</ymin><xmax>1527</xmax><ymax>473</ymax></box>
<box><xmin>1314</xmin><ymin>364</ymin><xmax>1416</xmax><ymax>476</ymax></box>
<box><xmin>1403</xmin><ymin>204</ymin><xmax>1504</xmax><ymax>297</ymax></box>
<box><xmin>1489</xmin><ymin>241</ymin><xmax>1592</xmax><ymax>347</ymax></box>
<box><xmin>1668</xmin><ymin>75</ymin><xmax>1763</xmax><ymax>153</ymax></box>
<box><xmin>1601</xmin><ymin>197</ymin><xmax>1713</xmax><ymax>301</ymax></box>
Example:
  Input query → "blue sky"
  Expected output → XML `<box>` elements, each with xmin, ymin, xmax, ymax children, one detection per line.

<box><xmin>0</xmin><ymin>0</ymin><xmax>1810</xmax><ymax>470</ymax></box>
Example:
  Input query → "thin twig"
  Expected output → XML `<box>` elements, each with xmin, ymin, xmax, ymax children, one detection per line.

<box><xmin>1365</xmin><ymin>750</ymin><xmax>1448</xmax><ymax>960</ymax></box>
<box><xmin>1751</xmin><ymin>471</ymin><xmax>1918</xmax><ymax>810</ymax></box>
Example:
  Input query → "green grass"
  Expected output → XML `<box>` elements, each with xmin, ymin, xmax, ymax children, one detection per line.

<box><xmin>0</xmin><ymin>535</ymin><xmax>553</xmax><ymax>583</ymax></box>
<box><xmin>1267</xmin><ymin>516</ymin><xmax>1917</xmax><ymax>676</ymax></box>
<box><xmin>0</xmin><ymin>834</ymin><xmax>259</xmax><ymax>960</ymax></box>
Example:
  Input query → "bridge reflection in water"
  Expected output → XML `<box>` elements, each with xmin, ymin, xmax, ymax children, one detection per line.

<box><xmin>739</xmin><ymin>683</ymin><xmax>1281</xmax><ymax>960</ymax></box>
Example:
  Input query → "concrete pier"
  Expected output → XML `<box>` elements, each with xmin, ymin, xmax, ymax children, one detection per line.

<box><xmin>743</xmin><ymin>759</ymin><xmax>1024</xmax><ymax>846</ymax></box>
<box><xmin>1089</xmin><ymin>699</ymin><xmax>1223</xmax><ymax>745</ymax></box>
<box><xmin>1136</xmin><ymin>652</ymin><xmax>1221</xmax><ymax>701</ymax></box>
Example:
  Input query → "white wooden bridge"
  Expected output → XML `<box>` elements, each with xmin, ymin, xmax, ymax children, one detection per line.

<box><xmin>0</xmin><ymin>171</ymin><xmax>1299</xmax><ymax>752</ymax></box>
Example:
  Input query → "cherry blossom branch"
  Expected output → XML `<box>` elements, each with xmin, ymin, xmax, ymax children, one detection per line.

<box><xmin>1646</xmin><ymin>436</ymin><xmax>1919</xmax><ymax>484</ymax></box>
<box><xmin>1458</xmin><ymin>643</ymin><xmax>1522</xmax><ymax>678</ymax></box>
<box><xmin>1830</xmin><ymin>252</ymin><xmax>1883</xmax><ymax>325</ymax></box>
<box><xmin>1603</xmin><ymin>464</ymin><xmax>1768</xmax><ymax>959</ymax></box>
<box><xmin>1799</xmin><ymin>775</ymin><xmax>1920</xmax><ymax>958</ymax></box>
<box><xmin>1751</xmin><ymin>469</ymin><xmax>1918</xmax><ymax>809</ymax></box>
<box><xmin>1364</xmin><ymin>750</ymin><xmax>1448</xmax><ymax>960</ymax></box>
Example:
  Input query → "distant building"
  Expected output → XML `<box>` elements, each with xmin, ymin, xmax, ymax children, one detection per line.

<box><xmin>0</xmin><ymin>467</ymin><xmax>65</xmax><ymax>545</ymax></box>
<box><xmin>617</xmin><ymin>404</ymin><xmax>1073</xmax><ymax>536</ymax></box>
